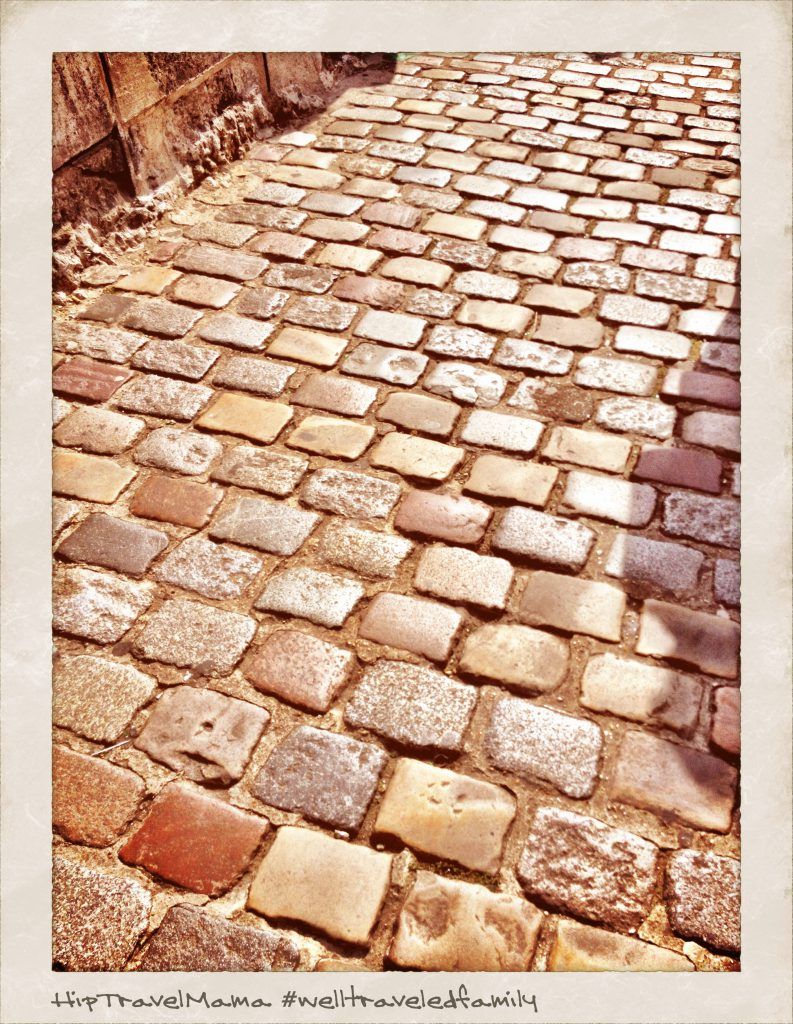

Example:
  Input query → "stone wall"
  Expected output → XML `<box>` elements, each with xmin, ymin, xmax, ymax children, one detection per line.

<box><xmin>52</xmin><ymin>52</ymin><xmax>387</xmax><ymax>288</ymax></box>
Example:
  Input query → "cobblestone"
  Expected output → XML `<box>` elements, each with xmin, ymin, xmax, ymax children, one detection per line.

<box><xmin>134</xmin><ymin>599</ymin><xmax>255</xmax><ymax>673</ymax></box>
<box><xmin>56</xmin><ymin>513</ymin><xmax>168</xmax><ymax>577</ymax></box>
<box><xmin>375</xmin><ymin>759</ymin><xmax>515</xmax><ymax>872</ymax></box>
<box><xmin>254</xmin><ymin>567</ymin><xmax>364</xmax><ymax>627</ymax></box>
<box><xmin>51</xmin><ymin>48</ymin><xmax>742</xmax><ymax>973</ymax></box>
<box><xmin>138</xmin><ymin>904</ymin><xmax>299</xmax><ymax>972</ymax></box>
<box><xmin>253</xmin><ymin>726</ymin><xmax>387</xmax><ymax>832</ymax></box>
<box><xmin>395</xmin><ymin>490</ymin><xmax>491</xmax><ymax>544</ymax></box>
<box><xmin>344</xmin><ymin>659</ymin><xmax>477</xmax><ymax>753</ymax></box>
<box><xmin>518</xmin><ymin>807</ymin><xmax>658</xmax><ymax>931</ymax></box>
<box><xmin>460</xmin><ymin>623</ymin><xmax>568</xmax><ymax>694</ymax></box>
<box><xmin>53</xmin><ymin>858</ymin><xmax>151</xmax><ymax>971</ymax></box>
<box><xmin>581</xmin><ymin>653</ymin><xmax>702</xmax><ymax>733</ymax></box>
<box><xmin>135</xmin><ymin>685</ymin><xmax>268</xmax><ymax>784</ymax></box>
<box><xmin>53</xmin><ymin>745</ymin><xmax>146</xmax><ymax>847</ymax></box>
<box><xmin>54</xmin><ymin>567</ymin><xmax>154</xmax><ymax>643</ymax></box>
<box><xmin>636</xmin><ymin>598</ymin><xmax>740</xmax><ymax>677</ymax></box>
<box><xmin>54</xmin><ymin>654</ymin><xmax>156</xmax><ymax>742</ymax></box>
<box><xmin>245</xmin><ymin>629</ymin><xmax>354</xmax><ymax>711</ymax></box>
<box><xmin>611</xmin><ymin>730</ymin><xmax>737</xmax><ymax>831</ymax></box>
<box><xmin>390</xmin><ymin>871</ymin><xmax>541</xmax><ymax>971</ymax></box>
<box><xmin>666</xmin><ymin>850</ymin><xmax>740</xmax><ymax>953</ymax></box>
<box><xmin>54</xmin><ymin>403</ymin><xmax>144</xmax><ymax>454</ymax></box>
<box><xmin>360</xmin><ymin>591</ymin><xmax>462</xmax><ymax>661</ymax></box>
<box><xmin>414</xmin><ymin>544</ymin><xmax>513</xmax><ymax>609</ymax></box>
<box><xmin>248</xmin><ymin>826</ymin><xmax>391</xmax><ymax>946</ymax></box>
<box><xmin>120</xmin><ymin>782</ymin><xmax>268</xmax><ymax>895</ymax></box>
<box><xmin>493</xmin><ymin>505</ymin><xmax>595</xmax><ymax>569</ymax></box>
<box><xmin>53</xmin><ymin>357</ymin><xmax>133</xmax><ymax>402</ymax></box>
<box><xmin>489</xmin><ymin>682</ymin><xmax>603</xmax><ymax>793</ymax></box>
<box><xmin>549</xmin><ymin>919</ymin><xmax>692</xmax><ymax>971</ymax></box>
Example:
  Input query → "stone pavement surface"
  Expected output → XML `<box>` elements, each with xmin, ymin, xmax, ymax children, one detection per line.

<box><xmin>52</xmin><ymin>50</ymin><xmax>740</xmax><ymax>973</ymax></box>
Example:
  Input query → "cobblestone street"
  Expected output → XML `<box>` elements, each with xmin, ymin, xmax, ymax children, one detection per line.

<box><xmin>52</xmin><ymin>50</ymin><xmax>741</xmax><ymax>973</ymax></box>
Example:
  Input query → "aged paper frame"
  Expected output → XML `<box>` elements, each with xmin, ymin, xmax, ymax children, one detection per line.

<box><xmin>1</xmin><ymin>1</ymin><xmax>791</xmax><ymax>1021</ymax></box>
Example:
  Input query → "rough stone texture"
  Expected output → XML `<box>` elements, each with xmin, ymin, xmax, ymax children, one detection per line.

<box><xmin>342</xmin><ymin>342</ymin><xmax>428</xmax><ymax>384</ymax></box>
<box><xmin>424</xmin><ymin>361</ymin><xmax>506</xmax><ymax>406</ymax></box>
<box><xmin>53</xmin><ymin>654</ymin><xmax>157</xmax><ymax>743</ymax></box>
<box><xmin>255</xmin><ymin>567</ymin><xmax>365</xmax><ymax>627</ymax></box>
<box><xmin>135</xmin><ymin>685</ymin><xmax>269</xmax><ymax>784</ymax></box>
<box><xmin>390</xmin><ymin>872</ymin><xmax>542</xmax><ymax>971</ymax></box>
<box><xmin>134</xmin><ymin>426</ymin><xmax>222</xmax><ymax>476</ymax></box>
<box><xmin>115</xmin><ymin>374</ymin><xmax>212</xmax><ymax>420</ymax></box>
<box><xmin>518</xmin><ymin>807</ymin><xmax>659</xmax><ymax>931</ymax></box>
<box><xmin>375</xmin><ymin>759</ymin><xmax>516</xmax><ymax>873</ymax></box>
<box><xmin>253</xmin><ymin>725</ymin><xmax>387</xmax><ymax>831</ymax></box>
<box><xmin>53</xmin><ymin>857</ymin><xmax>151</xmax><ymax>971</ymax></box>
<box><xmin>666</xmin><ymin>850</ymin><xmax>740</xmax><ymax>953</ymax></box>
<box><xmin>120</xmin><ymin>782</ymin><xmax>268</xmax><ymax>895</ymax></box>
<box><xmin>414</xmin><ymin>544</ymin><xmax>514</xmax><ymax>610</ymax></box>
<box><xmin>485</xmin><ymin>695</ymin><xmax>603</xmax><ymax>798</ymax></box>
<box><xmin>54</xmin><ymin>322</ymin><xmax>146</xmax><ymax>363</ymax></box>
<box><xmin>209</xmin><ymin>496</ymin><xmax>319</xmax><ymax>556</ymax></box>
<box><xmin>132</xmin><ymin>337</ymin><xmax>217</xmax><ymax>379</ymax></box>
<box><xmin>54</xmin><ymin>405</ymin><xmax>146</xmax><ymax>455</ymax></box>
<box><xmin>605</xmin><ymin>533</ymin><xmax>705</xmax><ymax>595</ymax></box>
<box><xmin>493</xmin><ymin>506</ymin><xmax>595</xmax><ymax>569</ymax></box>
<box><xmin>663</xmin><ymin>492</ymin><xmax>740</xmax><ymax>549</ymax></box>
<box><xmin>53</xmin><ymin>356</ymin><xmax>133</xmax><ymax>402</ymax></box>
<box><xmin>212</xmin><ymin>355</ymin><xmax>295</xmax><ymax>396</ymax></box>
<box><xmin>359</xmin><ymin>591</ymin><xmax>463</xmax><ymax>662</ymax></box>
<box><xmin>549</xmin><ymin>919</ymin><xmax>693</xmax><ymax>972</ymax></box>
<box><xmin>211</xmin><ymin>445</ymin><xmax>307</xmax><ymax>497</ymax></box>
<box><xmin>51</xmin><ymin>50</ymin><xmax>742</xmax><ymax>973</ymax></box>
<box><xmin>137</xmin><ymin>904</ymin><xmax>299</xmax><ymax>971</ymax></box>
<box><xmin>244</xmin><ymin>629</ymin><xmax>355</xmax><ymax>712</ymax></box>
<box><xmin>510</xmin><ymin>378</ymin><xmax>596</xmax><ymax>420</ymax></box>
<box><xmin>461</xmin><ymin>409</ymin><xmax>543</xmax><ymax>454</ymax></box>
<box><xmin>52</xmin><ymin>745</ymin><xmax>146</xmax><ymax>846</ymax></box>
<box><xmin>301</xmin><ymin>467</ymin><xmax>401</xmax><ymax>519</ymax></box>
<box><xmin>133</xmin><ymin>599</ymin><xmax>256</xmax><ymax>674</ymax></box>
<box><xmin>247</xmin><ymin>826</ymin><xmax>392</xmax><ymax>945</ymax></box>
<box><xmin>344</xmin><ymin>659</ymin><xmax>477</xmax><ymax>753</ymax></box>
<box><xmin>319</xmin><ymin>520</ymin><xmax>412</xmax><ymax>579</ymax></box>
<box><xmin>153</xmin><ymin>535</ymin><xmax>263</xmax><ymax>599</ymax></box>
<box><xmin>198</xmin><ymin>313</ymin><xmax>274</xmax><ymax>351</ymax></box>
<box><xmin>53</xmin><ymin>566</ymin><xmax>154</xmax><ymax>643</ymax></box>
<box><xmin>611</xmin><ymin>730</ymin><xmax>737</xmax><ymax>832</ymax></box>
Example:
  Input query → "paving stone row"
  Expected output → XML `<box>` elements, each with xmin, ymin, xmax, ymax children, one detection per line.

<box><xmin>52</xmin><ymin>50</ymin><xmax>740</xmax><ymax>974</ymax></box>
